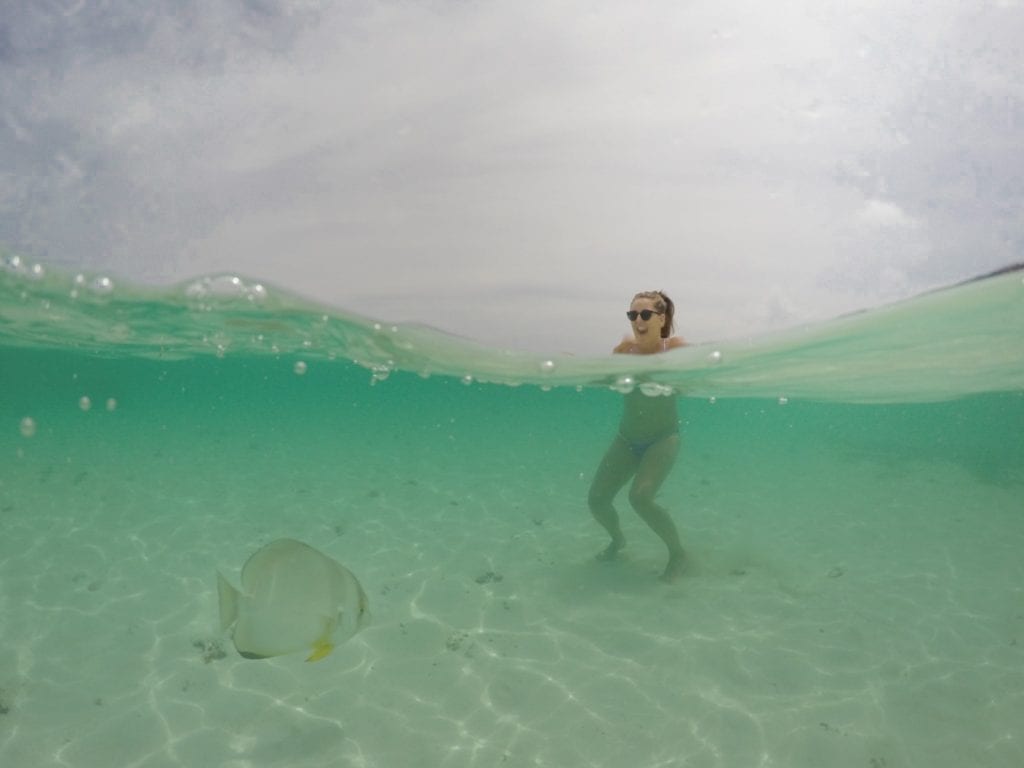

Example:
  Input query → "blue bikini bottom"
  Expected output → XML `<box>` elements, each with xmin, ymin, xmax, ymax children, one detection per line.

<box><xmin>618</xmin><ymin>428</ymin><xmax>679</xmax><ymax>458</ymax></box>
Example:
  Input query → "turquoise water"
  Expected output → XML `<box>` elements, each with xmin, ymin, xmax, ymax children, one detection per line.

<box><xmin>1</xmin><ymin>259</ymin><xmax>1023</xmax><ymax>767</ymax></box>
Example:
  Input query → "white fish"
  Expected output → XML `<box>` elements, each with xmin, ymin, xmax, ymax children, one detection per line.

<box><xmin>218</xmin><ymin>538</ymin><xmax>370</xmax><ymax>662</ymax></box>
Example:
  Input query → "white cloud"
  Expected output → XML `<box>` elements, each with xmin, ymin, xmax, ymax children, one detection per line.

<box><xmin>858</xmin><ymin>199</ymin><xmax>918</xmax><ymax>230</ymax></box>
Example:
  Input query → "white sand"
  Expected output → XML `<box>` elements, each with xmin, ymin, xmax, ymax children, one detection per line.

<box><xmin>1</xmin><ymin>411</ymin><xmax>1022</xmax><ymax>768</ymax></box>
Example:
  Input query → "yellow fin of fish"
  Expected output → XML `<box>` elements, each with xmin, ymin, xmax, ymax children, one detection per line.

<box><xmin>306</xmin><ymin>638</ymin><xmax>334</xmax><ymax>662</ymax></box>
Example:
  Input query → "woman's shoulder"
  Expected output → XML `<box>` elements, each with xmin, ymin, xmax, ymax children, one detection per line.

<box><xmin>613</xmin><ymin>337</ymin><xmax>635</xmax><ymax>354</ymax></box>
<box><xmin>665</xmin><ymin>336</ymin><xmax>687</xmax><ymax>350</ymax></box>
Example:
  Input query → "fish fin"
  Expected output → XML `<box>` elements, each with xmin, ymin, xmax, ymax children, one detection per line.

<box><xmin>306</xmin><ymin>639</ymin><xmax>334</xmax><ymax>662</ymax></box>
<box><xmin>357</xmin><ymin>586</ymin><xmax>371</xmax><ymax>629</ymax></box>
<box><xmin>239</xmin><ymin>650</ymin><xmax>273</xmax><ymax>660</ymax></box>
<box><xmin>305</xmin><ymin>616</ymin><xmax>336</xmax><ymax>662</ymax></box>
<box><xmin>217</xmin><ymin>571</ymin><xmax>240</xmax><ymax>632</ymax></box>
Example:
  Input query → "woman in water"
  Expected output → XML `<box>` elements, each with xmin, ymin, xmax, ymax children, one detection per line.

<box><xmin>588</xmin><ymin>290</ymin><xmax>687</xmax><ymax>582</ymax></box>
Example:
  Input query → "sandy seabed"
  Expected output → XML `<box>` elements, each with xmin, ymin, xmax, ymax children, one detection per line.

<box><xmin>1</xmin><ymin>400</ymin><xmax>1022</xmax><ymax>768</ymax></box>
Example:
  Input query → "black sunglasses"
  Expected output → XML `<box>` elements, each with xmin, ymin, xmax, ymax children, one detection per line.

<box><xmin>626</xmin><ymin>309</ymin><xmax>663</xmax><ymax>321</ymax></box>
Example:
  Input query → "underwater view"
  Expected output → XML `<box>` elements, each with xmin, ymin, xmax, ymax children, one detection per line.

<box><xmin>1</xmin><ymin>259</ymin><xmax>1023</xmax><ymax>768</ymax></box>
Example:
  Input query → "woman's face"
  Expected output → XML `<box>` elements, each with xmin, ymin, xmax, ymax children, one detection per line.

<box><xmin>627</xmin><ymin>296</ymin><xmax>666</xmax><ymax>339</ymax></box>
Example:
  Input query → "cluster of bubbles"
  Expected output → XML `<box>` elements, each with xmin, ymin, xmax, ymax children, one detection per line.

<box><xmin>2</xmin><ymin>254</ymin><xmax>119</xmax><ymax>300</ymax></box>
<box><xmin>639</xmin><ymin>382</ymin><xmax>675</xmax><ymax>397</ymax></box>
<box><xmin>369</xmin><ymin>362</ymin><xmax>394</xmax><ymax>384</ymax></box>
<box><xmin>4</xmin><ymin>254</ymin><xmax>114</xmax><ymax>295</ymax></box>
<box><xmin>200</xmin><ymin>332</ymin><xmax>232</xmax><ymax>358</ymax></box>
<box><xmin>608</xmin><ymin>376</ymin><xmax>633</xmax><ymax>394</ymax></box>
<box><xmin>608</xmin><ymin>376</ymin><xmax>675</xmax><ymax>397</ymax></box>
<box><xmin>2</xmin><ymin>254</ymin><xmax>45</xmax><ymax>279</ymax></box>
<box><xmin>70</xmin><ymin>274</ymin><xmax>115</xmax><ymax>298</ymax></box>
<box><xmin>77</xmin><ymin>395</ymin><xmax>118</xmax><ymax>412</ymax></box>
<box><xmin>19</xmin><ymin>396</ymin><xmax>118</xmax><ymax>439</ymax></box>
<box><xmin>183</xmin><ymin>275</ymin><xmax>268</xmax><ymax>303</ymax></box>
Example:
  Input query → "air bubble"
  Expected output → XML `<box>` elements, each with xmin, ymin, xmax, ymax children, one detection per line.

<box><xmin>708</xmin><ymin>350</ymin><xmax>723</xmax><ymax>364</ymax></box>
<box><xmin>90</xmin><ymin>276</ymin><xmax>114</xmax><ymax>295</ymax></box>
<box><xmin>294</xmin><ymin>361</ymin><xmax>308</xmax><ymax>376</ymax></box>
<box><xmin>610</xmin><ymin>376</ymin><xmax>635</xmax><ymax>394</ymax></box>
<box><xmin>79</xmin><ymin>396</ymin><xmax>92</xmax><ymax>412</ymax></box>
<box><xmin>709</xmin><ymin>396</ymin><xmax>717</xmax><ymax>405</ymax></box>
<box><xmin>105</xmin><ymin>398</ymin><xmax>118</xmax><ymax>412</ymax></box>
<box><xmin>778</xmin><ymin>396</ymin><xmax>789</xmax><ymax>406</ymax></box>
<box><xmin>461</xmin><ymin>375</ymin><xmax>474</xmax><ymax>386</ymax></box>
<box><xmin>639</xmin><ymin>382</ymin><xmax>674</xmax><ymax>397</ymax></box>
<box><xmin>539</xmin><ymin>360</ymin><xmax>556</xmax><ymax>375</ymax></box>
<box><xmin>19</xmin><ymin>417</ymin><xmax>37</xmax><ymax>438</ymax></box>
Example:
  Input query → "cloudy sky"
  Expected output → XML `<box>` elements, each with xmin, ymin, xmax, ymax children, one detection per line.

<box><xmin>1</xmin><ymin>0</ymin><xmax>1021</xmax><ymax>354</ymax></box>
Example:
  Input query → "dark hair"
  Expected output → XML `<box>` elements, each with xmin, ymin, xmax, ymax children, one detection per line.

<box><xmin>632</xmin><ymin>290</ymin><xmax>675</xmax><ymax>338</ymax></box>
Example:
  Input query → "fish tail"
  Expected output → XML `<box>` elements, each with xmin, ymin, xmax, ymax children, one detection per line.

<box><xmin>217</xmin><ymin>572</ymin><xmax>240</xmax><ymax>632</ymax></box>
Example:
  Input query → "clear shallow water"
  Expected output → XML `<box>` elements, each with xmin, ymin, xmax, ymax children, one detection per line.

<box><xmin>1</xmin><ymin>258</ymin><xmax>1023</xmax><ymax>767</ymax></box>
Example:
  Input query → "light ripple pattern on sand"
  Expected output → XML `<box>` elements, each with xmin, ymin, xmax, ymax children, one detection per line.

<box><xmin>2</xmin><ymin>390</ymin><xmax>1022</xmax><ymax>766</ymax></box>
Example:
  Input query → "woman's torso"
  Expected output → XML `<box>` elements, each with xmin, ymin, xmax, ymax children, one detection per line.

<box><xmin>615</xmin><ymin>337</ymin><xmax>681</xmax><ymax>440</ymax></box>
<box><xmin>619</xmin><ymin>388</ymin><xmax>679</xmax><ymax>441</ymax></box>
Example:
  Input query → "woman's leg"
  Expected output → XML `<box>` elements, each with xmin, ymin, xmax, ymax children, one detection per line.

<box><xmin>628</xmin><ymin>434</ymin><xmax>686</xmax><ymax>580</ymax></box>
<box><xmin>587</xmin><ymin>437</ymin><xmax>638</xmax><ymax>558</ymax></box>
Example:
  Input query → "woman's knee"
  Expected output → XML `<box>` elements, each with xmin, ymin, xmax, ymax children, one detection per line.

<box><xmin>628</xmin><ymin>483</ymin><xmax>655</xmax><ymax>511</ymax></box>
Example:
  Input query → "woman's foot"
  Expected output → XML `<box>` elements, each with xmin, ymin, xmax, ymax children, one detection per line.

<box><xmin>659</xmin><ymin>551</ymin><xmax>686</xmax><ymax>582</ymax></box>
<box><xmin>596</xmin><ymin>537</ymin><xmax>626</xmax><ymax>561</ymax></box>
